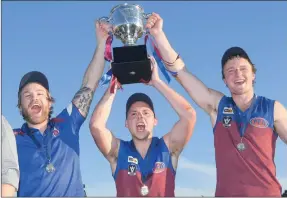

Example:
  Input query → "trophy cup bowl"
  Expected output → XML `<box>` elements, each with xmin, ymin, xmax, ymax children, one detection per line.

<box><xmin>99</xmin><ymin>3</ymin><xmax>152</xmax><ymax>85</ymax></box>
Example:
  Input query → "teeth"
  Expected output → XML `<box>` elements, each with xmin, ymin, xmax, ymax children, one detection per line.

<box><xmin>137</xmin><ymin>123</ymin><xmax>144</xmax><ymax>126</ymax></box>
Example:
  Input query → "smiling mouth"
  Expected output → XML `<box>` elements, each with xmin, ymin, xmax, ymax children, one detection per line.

<box><xmin>31</xmin><ymin>104</ymin><xmax>42</xmax><ymax>114</ymax></box>
<box><xmin>234</xmin><ymin>80</ymin><xmax>245</xmax><ymax>85</ymax></box>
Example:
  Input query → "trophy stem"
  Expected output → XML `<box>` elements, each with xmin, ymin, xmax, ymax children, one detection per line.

<box><xmin>125</xmin><ymin>37</ymin><xmax>137</xmax><ymax>46</ymax></box>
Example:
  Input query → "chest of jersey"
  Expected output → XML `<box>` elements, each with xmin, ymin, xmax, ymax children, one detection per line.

<box><xmin>213</xmin><ymin>96</ymin><xmax>281</xmax><ymax>196</ymax></box>
<box><xmin>114</xmin><ymin>137</ymin><xmax>175</xmax><ymax>197</ymax></box>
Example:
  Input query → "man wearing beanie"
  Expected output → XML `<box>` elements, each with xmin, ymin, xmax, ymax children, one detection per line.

<box><xmin>89</xmin><ymin>56</ymin><xmax>196</xmax><ymax>197</ymax></box>
<box><xmin>144</xmin><ymin>13</ymin><xmax>287</xmax><ymax>197</ymax></box>
<box><xmin>13</xmin><ymin>21</ymin><xmax>109</xmax><ymax>197</ymax></box>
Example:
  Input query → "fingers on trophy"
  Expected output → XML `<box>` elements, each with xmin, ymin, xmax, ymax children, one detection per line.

<box><xmin>146</xmin><ymin>13</ymin><xmax>160</xmax><ymax>29</ymax></box>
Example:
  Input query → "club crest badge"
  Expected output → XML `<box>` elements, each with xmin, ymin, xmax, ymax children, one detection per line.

<box><xmin>222</xmin><ymin>116</ymin><xmax>232</xmax><ymax>128</ymax></box>
<box><xmin>153</xmin><ymin>162</ymin><xmax>165</xmax><ymax>173</ymax></box>
<box><xmin>128</xmin><ymin>164</ymin><xmax>137</xmax><ymax>176</ymax></box>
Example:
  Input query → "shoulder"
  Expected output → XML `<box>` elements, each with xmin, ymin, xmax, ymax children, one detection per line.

<box><xmin>256</xmin><ymin>95</ymin><xmax>274</xmax><ymax>103</ymax></box>
<box><xmin>157</xmin><ymin>136</ymin><xmax>170</xmax><ymax>151</ymax></box>
<box><xmin>54</xmin><ymin>102</ymin><xmax>86</xmax><ymax>125</ymax></box>
<box><xmin>56</xmin><ymin>103</ymin><xmax>83</xmax><ymax>118</ymax></box>
<box><xmin>255</xmin><ymin>95</ymin><xmax>276</xmax><ymax>113</ymax></box>
<box><xmin>119</xmin><ymin>139</ymin><xmax>131</xmax><ymax>149</ymax></box>
<box><xmin>13</xmin><ymin>128</ymin><xmax>25</xmax><ymax>136</ymax></box>
<box><xmin>217</xmin><ymin>95</ymin><xmax>233</xmax><ymax>111</ymax></box>
<box><xmin>12</xmin><ymin>128</ymin><xmax>26</xmax><ymax>145</ymax></box>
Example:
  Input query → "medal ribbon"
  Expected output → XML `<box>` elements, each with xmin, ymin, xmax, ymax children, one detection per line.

<box><xmin>104</xmin><ymin>34</ymin><xmax>113</xmax><ymax>62</ymax></box>
<box><xmin>233</xmin><ymin>94</ymin><xmax>257</xmax><ymax>137</ymax></box>
<box><xmin>144</xmin><ymin>34</ymin><xmax>178</xmax><ymax>83</ymax></box>
<box><xmin>130</xmin><ymin>139</ymin><xmax>154</xmax><ymax>185</ymax></box>
<box><xmin>26</xmin><ymin>121</ymin><xmax>57</xmax><ymax>169</ymax></box>
<box><xmin>99</xmin><ymin>34</ymin><xmax>114</xmax><ymax>87</ymax></box>
<box><xmin>99</xmin><ymin>34</ymin><xmax>123</xmax><ymax>93</ymax></box>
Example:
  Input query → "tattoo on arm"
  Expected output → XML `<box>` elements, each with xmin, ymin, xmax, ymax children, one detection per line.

<box><xmin>72</xmin><ymin>87</ymin><xmax>94</xmax><ymax>117</ymax></box>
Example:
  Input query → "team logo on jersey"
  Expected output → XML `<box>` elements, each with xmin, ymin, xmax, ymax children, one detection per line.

<box><xmin>128</xmin><ymin>156</ymin><xmax>138</xmax><ymax>164</ymax></box>
<box><xmin>53</xmin><ymin>127</ymin><xmax>60</xmax><ymax>137</ymax></box>
<box><xmin>223</xmin><ymin>107</ymin><xmax>234</xmax><ymax>114</ymax></box>
<box><xmin>222</xmin><ymin>116</ymin><xmax>232</xmax><ymax>128</ymax></box>
<box><xmin>128</xmin><ymin>164</ymin><xmax>137</xmax><ymax>176</ymax></box>
<box><xmin>250</xmin><ymin>117</ymin><xmax>269</xmax><ymax>128</ymax></box>
<box><xmin>153</xmin><ymin>162</ymin><xmax>165</xmax><ymax>173</ymax></box>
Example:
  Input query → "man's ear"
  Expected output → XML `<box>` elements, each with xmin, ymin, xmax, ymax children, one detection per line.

<box><xmin>154</xmin><ymin>118</ymin><xmax>158</xmax><ymax>126</ymax></box>
<box><xmin>19</xmin><ymin>106</ymin><xmax>23</xmax><ymax>115</ymax></box>
<box><xmin>223</xmin><ymin>79</ymin><xmax>228</xmax><ymax>87</ymax></box>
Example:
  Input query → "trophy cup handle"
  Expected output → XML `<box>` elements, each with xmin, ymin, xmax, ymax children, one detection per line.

<box><xmin>98</xmin><ymin>16</ymin><xmax>113</xmax><ymax>34</ymax></box>
<box><xmin>143</xmin><ymin>13</ymin><xmax>152</xmax><ymax>19</ymax></box>
<box><xmin>143</xmin><ymin>13</ymin><xmax>152</xmax><ymax>34</ymax></box>
<box><xmin>98</xmin><ymin>16</ymin><xmax>111</xmax><ymax>23</ymax></box>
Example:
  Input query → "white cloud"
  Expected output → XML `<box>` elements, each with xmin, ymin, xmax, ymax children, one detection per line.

<box><xmin>175</xmin><ymin>156</ymin><xmax>216</xmax><ymax>196</ymax></box>
<box><xmin>85</xmin><ymin>182</ymin><xmax>215</xmax><ymax>197</ymax></box>
<box><xmin>178</xmin><ymin>156</ymin><xmax>216</xmax><ymax>177</ymax></box>
<box><xmin>175</xmin><ymin>186</ymin><xmax>215</xmax><ymax>197</ymax></box>
<box><xmin>85</xmin><ymin>182</ymin><xmax>116</xmax><ymax>196</ymax></box>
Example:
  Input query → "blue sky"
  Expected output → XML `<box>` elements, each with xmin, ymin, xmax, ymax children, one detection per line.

<box><xmin>2</xmin><ymin>1</ymin><xmax>287</xmax><ymax>196</ymax></box>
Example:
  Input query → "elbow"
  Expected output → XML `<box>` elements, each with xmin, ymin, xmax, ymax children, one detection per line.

<box><xmin>89</xmin><ymin>113</ymin><xmax>104</xmax><ymax>131</ymax></box>
<box><xmin>181</xmin><ymin>107</ymin><xmax>197</xmax><ymax>124</ymax></box>
<box><xmin>89</xmin><ymin>119</ymin><xmax>96</xmax><ymax>132</ymax></box>
<box><xmin>89</xmin><ymin>121</ymin><xmax>103</xmax><ymax>134</ymax></box>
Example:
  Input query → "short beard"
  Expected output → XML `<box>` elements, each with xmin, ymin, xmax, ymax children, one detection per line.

<box><xmin>21</xmin><ymin>107</ymin><xmax>50</xmax><ymax>125</ymax></box>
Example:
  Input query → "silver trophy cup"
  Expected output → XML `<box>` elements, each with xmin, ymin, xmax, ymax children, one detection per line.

<box><xmin>99</xmin><ymin>3</ymin><xmax>153</xmax><ymax>85</ymax></box>
<box><xmin>99</xmin><ymin>3</ymin><xmax>151</xmax><ymax>45</ymax></box>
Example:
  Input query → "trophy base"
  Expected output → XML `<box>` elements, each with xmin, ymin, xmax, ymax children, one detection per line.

<box><xmin>112</xmin><ymin>59</ymin><xmax>152</xmax><ymax>85</ymax></box>
<box><xmin>111</xmin><ymin>45</ymin><xmax>152</xmax><ymax>85</ymax></box>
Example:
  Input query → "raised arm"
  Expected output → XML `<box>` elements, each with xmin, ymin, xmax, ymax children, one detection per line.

<box><xmin>148</xmin><ymin>57</ymin><xmax>196</xmax><ymax>159</ymax></box>
<box><xmin>146</xmin><ymin>13</ymin><xmax>223</xmax><ymax>116</ymax></box>
<box><xmin>274</xmin><ymin>101</ymin><xmax>287</xmax><ymax>144</ymax></box>
<box><xmin>72</xmin><ymin>21</ymin><xmax>109</xmax><ymax>118</ymax></box>
<box><xmin>89</xmin><ymin>84</ymin><xmax>120</xmax><ymax>167</ymax></box>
